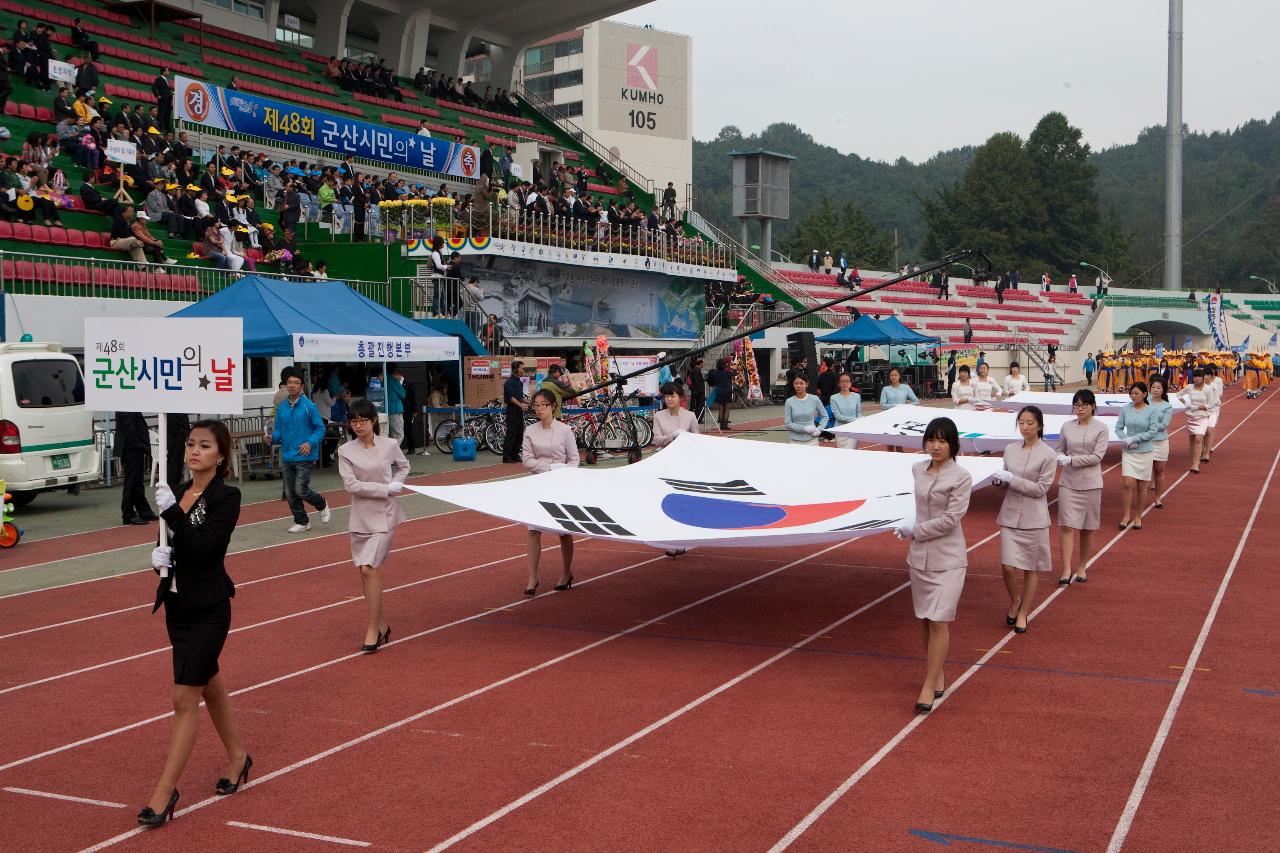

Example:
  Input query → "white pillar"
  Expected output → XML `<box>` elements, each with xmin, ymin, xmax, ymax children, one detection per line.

<box><xmin>1162</xmin><ymin>0</ymin><xmax>1183</xmax><ymax>291</ymax></box>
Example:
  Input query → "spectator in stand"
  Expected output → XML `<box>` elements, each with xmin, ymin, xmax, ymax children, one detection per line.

<box><xmin>1010</xmin><ymin>269</ymin><xmax>1020</xmax><ymax>290</ymax></box>
<box><xmin>963</xmin><ymin>317</ymin><xmax>974</xmax><ymax>344</ymax></box>
<box><xmin>0</xmin><ymin>44</ymin><xmax>11</xmax><ymax>119</ymax></box>
<box><xmin>144</xmin><ymin>181</ymin><xmax>180</xmax><ymax>237</ymax></box>
<box><xmin>70</xmin><ymin>18</ymin><xmax>100</xmax><ymax>60</ymax></box>
<box><xmin>480</xmin><ymin>141</ymin><xmax>494</xmax><ymax>182</ymax></box>
<box><xmin>1041</xmin><ymin>272</ymin><xmax>1051</xmax><ymax>291</ymax></box>
<box><xmin>661</xmin><ymin>181</ymin><xmax>677</xmax><ymax>219</ymax></box>
<box><xmin>130</xmin><ymin>210</ymin><xmax>176</xmax><ymax>265</ymax></box>
<box><xmin>74</xmin><ymin>51</ymin><xmax>99</xmax><ymax>98</ymax></box>
<box><xmin>1068</xmin><ymin>273</ymin><xmax>1078</xmax><ymax>293</ymax></box>
<box><xmin>107</xmin><ymin>204</ymin><xmax>149</xmax><ymax>264</ymax></box>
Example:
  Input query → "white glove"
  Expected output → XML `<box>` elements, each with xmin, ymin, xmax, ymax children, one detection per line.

<box><xmin>155</xmin><ymin>482</ymin><xmax>176</xmax><ymax>512</ymax></box>
<box><xmin>387</xmin><ymin>481</ymin><xmax>404</xmax><ymax>495</ymax></box>
<box><xmin>151</xmin><ymin>545</ymin><xmax>172</xmax><ymax>578</ymax></box>
<box><xmin>1123</xmin><ymin>437</ymin><xmax>1138</xmax><ymax>448</ymax></box>
<box><xmin>894</xmin><ymin>522</ymin><xmax>914</xmax><ymax>540</ymax></box>
<box><xmin>1056</xmin><ymin>454</ymin><xmax>1071</xmax><ymax>467</ymax></box>
<box><xmin>805</xmin><ymin>425</ymin><xmax>821</xmax><ymax>436</ymax></box>
<box><xmin>548</xmin><ymin>462</ymin><xmax>567</xmax><ymax>470</ymax></box>
<box><xmin>991</xmin><ymin>469</ymin><xmax>1012</xmax><ymax>485</ymax></box>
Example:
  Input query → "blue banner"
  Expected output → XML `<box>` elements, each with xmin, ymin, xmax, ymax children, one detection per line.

<box><xmin>172</xmin><ymin>76</ymin><xmax>480</xmax><ymax>179</ymax></box>
<box><xmin>1204</xmin><ymin>294</ymin><xmax>1229</xmax><ymax>351</ymax></box>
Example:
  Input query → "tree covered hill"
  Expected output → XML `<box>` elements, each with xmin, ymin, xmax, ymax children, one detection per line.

<box><xmin>692</xmin><ymin>113</ymin><xmax>1280</xmax><ymax>289</ymax></box>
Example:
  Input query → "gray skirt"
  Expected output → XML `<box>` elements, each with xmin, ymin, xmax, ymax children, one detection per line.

<box><xmin>351</xmin><ymin>531</ymin><xmax>394</xmax><ymax>568</ymax></box>
<box><xmin>908</xmin><ymin>564</ymin><xmax>965</xmax><ymax>622</ymax></box>
<box><xmin>1000</xmin><ymin>525</ymin><xmax>1052</xmax><ymax>572</ymax></box>
<box><xmin>1058</xmin><ymin>486</ymin><xmax>1102</xmax><ymax>531</ymax></box>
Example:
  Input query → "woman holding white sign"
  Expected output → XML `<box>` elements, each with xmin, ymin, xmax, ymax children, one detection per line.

<box><xmin>338</xmin><ymin>398</ymin><xmax>411</xmax><ymax>653</ymax></box>
<box><xmin>142</xmin><ymin>421</ymin><xmax>250</xmax><ymax>829</ymax></box>
<box><xmin>991</xmin><ymin>406</ymin><xmax>1056</xmax><ymax>634</ymax></box>
<box><xmin>522</xmin><ymin>389</ymin><xmax>579</xmax><ymax>594</ymax></box>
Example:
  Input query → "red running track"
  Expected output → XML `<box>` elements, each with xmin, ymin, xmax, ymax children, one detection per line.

<box><xmin>0</xmin><ymin>398</ymin><xmax>1273</xmax><ymax>852</ymax></box>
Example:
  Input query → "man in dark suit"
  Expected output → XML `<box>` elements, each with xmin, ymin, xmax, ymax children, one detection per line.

<box><xmin>115</xmin><ymin>412</ymin><xmax>158</xmax><ymax>525</ymax></box>
<box><xmin>501</xmin><ymin>360</ymin><xmax>528</xmax><ymax>463</ymax></box>
<box><xmin>74</xmin><ymin>52</ymin><xmax>98</xmax><ymax>97</ymax></box>
<box><xmin>687</xmin><ymin>356</ymin><xmax>706</xmax><ymax>423</ymax></box>
<box><xmin>479</xmin><ymin>142</ymin><xmax>494</xmax><ymax>182</ymax></box>
<box><xmin>152</xmin><ymin>68</ymin><xmax>172</xmax><ymax>130</ymax></box>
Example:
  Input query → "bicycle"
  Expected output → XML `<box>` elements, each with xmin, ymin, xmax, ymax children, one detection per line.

<box><xmin>433</xmin><ymin>399</ymin><xmax>506</xmax><ymax>454</ymax></box>
<box><xmin>580</xmin><ymin>381</ymin><xmax>651</xmax><ymax>465</ymax></box>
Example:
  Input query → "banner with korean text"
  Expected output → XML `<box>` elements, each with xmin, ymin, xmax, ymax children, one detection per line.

<box><xmin>84</xmin><ymin>318</ymin><xmax>245</xmax><ymax>415</ymax></box>
<box><xmin>172</xmin><ymin>76</ymin><xmax>480</xmax><ymax>180</ymax></box>
<box><xmin>292</xmin><ymin>332</ymin><xmax>458</xmax><ymax>362</ymax></box>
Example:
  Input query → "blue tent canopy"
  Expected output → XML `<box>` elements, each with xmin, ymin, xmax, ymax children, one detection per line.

<box><xmin>169</xmin><ymin>276</ymin><xmax>455</xmax><ymax>357</ymax></box>
<box><xmin>815</xmin><ymin>316</ymin><xmax>896</xmax><ymax>344</ymax></box>
<box><xmin>876</xmin><ymin>315</ymin><xmax>940</xmax><ymax>345</ymax></box>
<box><xmin>417</xmin><ymin>318</ymin><xmax>487</xmax><ymax>357</ymax></box>
<box><xmin>816</xmin><ymin>315</ymin><xmax>938</xmax><ymax>345</ymax></box>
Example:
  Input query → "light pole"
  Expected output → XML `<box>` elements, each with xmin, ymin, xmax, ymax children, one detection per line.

<box><xmin>1163</xmin><ymin>0</ymin><xmax>1183</xmax><ymax>291</ymax></box>
<box><xmin>1079</xmin><ymin>261</ymin><xmax>1111</xmax><ymax>294</ymax></box>
<box><xmin>1249</xmin><ymin>275</ymin><xmax>1277</xmax><ymax>294</ymax></box>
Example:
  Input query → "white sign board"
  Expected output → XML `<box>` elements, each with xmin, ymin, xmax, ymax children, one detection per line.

<box><xmin>611</xmin><ymin>355</ymin><xmax>660</xmax><ymax>396</ymax></box>
<box><xmin>509</xmin><ymin>162</ymin><xmax>524</xmax><ymax>179</ymax></box>
<box><xmin>409</xmin><ymin>432</ymin><xmax>1003</xmax><ymax>550</ymax></box>
<box><xmin>283</xmin><ymin>13</ymin><xmax>301</xmax><ymax>29</ymax></box>
<box><xmin>84</xmin><ymin>318</ymin><xmax>244</xmax><ymax>414</ymax></box>
<box><xmin>47</xmin><ymin>58</ymin><xmax>77</xmax><ymax>85</ymax></box>
<box><xmin>292</xmin><ymin>332</ymin><xmax>459</xmax><ymax>362</ymax></box>
<box><xmin>106</xmin><ymin>139</ymin><xmax>137</xmax><ymax>165</ymax></box>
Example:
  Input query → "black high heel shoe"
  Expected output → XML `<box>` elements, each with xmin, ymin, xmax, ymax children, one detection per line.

<box><xmin>915</xmin><ymin>702</ymin><xmax>933</xmax><ymax>714</ymax></box>
<box><xmin>137</xmin><ymin>789</ymin><xmax>178</xmax><ymax>827</ymax></box>
<box><xmin>216</xmin><ymin>754</ymin><xmax>253</xmax><ymax>796</ymax></box>
<box><xmin>933</xmin><ymin>689</ymin><xmax>945</xmax><ymax>699</ymax></box>
<box><xmin>524</xmin><ymin>581</ymin><xmax>539</xmax><ymax>596</ymax></box>
<box><xmin>553</xmin><ymin>575</ymin><xmax>574</xmax><ymax>591</ymax></box>
<box><xmin>378</xmin><ymin>626</ymin><xmax>391</xmax><ymax>647</ymax></box>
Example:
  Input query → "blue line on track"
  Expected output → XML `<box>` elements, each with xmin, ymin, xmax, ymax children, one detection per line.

<box><xmin>908</xmin><ymin>828</ymin><xmax>1084</xmax><ymax>852</ymax></box>
<box><xmin>1243</xmin><ymin>687</ymin><xmax>1278</xmax><ymax>697</ymax></box>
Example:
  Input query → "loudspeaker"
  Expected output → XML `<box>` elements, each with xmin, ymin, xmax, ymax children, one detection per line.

<box><xmin>786</xmin><ymin>332</ymin><xmax>818</xmax><ymax>374</ymax></box>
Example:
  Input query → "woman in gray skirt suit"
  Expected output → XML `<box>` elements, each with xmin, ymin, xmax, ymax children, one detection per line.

<box><xmin>338</xmin><ymin>398</ymin><xmax>411</xmax><ymax>653</ymax></box>
<box><xmin>991</xmin><ymin>406</ymin><xmax>1057</xmax><ymax>634</ymax></box>
<box><xmin>895</xmin><ymin>417</ymin><xmax>972</xmax><ymax>713</ymax></box>
<box><xmin>1055</xmin><ymin>389</ymin><xmax>1109</xmax><ymax>584</ymax></box>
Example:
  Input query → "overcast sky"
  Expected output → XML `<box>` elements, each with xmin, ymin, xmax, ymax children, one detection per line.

<box><xmin>611</xmin><ymin>0</ymin><xmax>1280</xmax><ymax>162</ymax></box>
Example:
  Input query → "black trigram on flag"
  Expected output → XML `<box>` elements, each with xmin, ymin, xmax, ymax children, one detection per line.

<box><xmin>540</xmin><ymin>502</ymin><xmax>634</xmax><ymax>537</ymax></box>
<box><xmin>660</xmin><ymin>478</ymin><xmax>764</xmax><ymax>496</ymax></box>
<box><xmin>834</xmin><ymin>518</ymin><xmax>901</xmax><ymax>532</ymax></box>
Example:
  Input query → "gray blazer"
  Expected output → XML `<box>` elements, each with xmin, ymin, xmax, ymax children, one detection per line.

<box><xmin>907</xmin><ymin>458</ymin><xmax>972</xmax><ymax>572</ymax></box>
<box><xmin>996</xmin><ymin>440</ymin><xmax>1057</xmax><ymax>529</ymax></box>
<box><xmin>1056</xmin><ymin>418</ymin><xmax>1110</xmax><ymax>491</ymax></box>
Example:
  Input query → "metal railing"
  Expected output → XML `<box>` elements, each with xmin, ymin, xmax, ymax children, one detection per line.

<box><xmin>513</xmin><ymin>81</ymin><xmax>654</xmax><ymax>194</ymax></box>
<box><xmin>379</xmin><ymin>204</ymin><xmax>733</xmax><ymax>271</ymax></box>
<box><xmin>0</xmin><ymin>250</ymin><xmax>392</xmax><ymax>306</ymax></box>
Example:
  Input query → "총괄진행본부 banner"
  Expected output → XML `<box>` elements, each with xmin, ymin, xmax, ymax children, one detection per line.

<box><xmin>172</xmin><ymin>76</ymin><xmax>480</xmax><ymax>180</ymax></box>
<box><xmin>84</xmin><ymin>317</ymin><xmax>244</xmax><ymax>415</ymax></box>
<box><xmin>292</xmin><ymin>332</ymin><xmax>458</xmax><ymax>363</ymax></box>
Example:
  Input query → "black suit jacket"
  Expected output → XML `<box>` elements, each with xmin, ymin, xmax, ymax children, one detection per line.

<box><xmin>154</xmin><ymin>477</ymin><xmax>241</xmax><ymax>613</ymax></box>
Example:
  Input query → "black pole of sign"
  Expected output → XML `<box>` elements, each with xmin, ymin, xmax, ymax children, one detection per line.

<box><xmin>562</xmin><ymin>248</ymin><xmax>993</xmax><ymax>404</ymax></box>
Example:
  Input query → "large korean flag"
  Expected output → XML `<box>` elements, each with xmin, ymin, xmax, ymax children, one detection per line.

<box><xmin>407</xmin><ymin>433</ymin><xmax>1003</xmax><ymax>550</ymax></box>
<box><xmin>831</xmin><ymin>404</ymin><xmax>1123</xmax><ymax>453</ymax></box>
<box><xmin>994</xmin><ymin>391</ymin><xmax>1185</xmax><ymax>415</ymax></box>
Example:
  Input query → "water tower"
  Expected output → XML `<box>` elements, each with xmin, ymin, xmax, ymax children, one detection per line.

<box><xmin>729</xmin><ymin>149</ymin><xmax>793</xmax><ymax>262</ymax></box>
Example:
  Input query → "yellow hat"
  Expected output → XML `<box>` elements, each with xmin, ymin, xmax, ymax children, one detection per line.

<box><xmin>235</xmin><ymin>226</ymin><xmax>249</xmax><ymax>233</ymax></box>
<box><xmin>220</xmin><ymin>167</ymin><xmax>234</xmax><ymax>176</ymax></box>
<box><xmin>98</xmin><ymin>97</ymin><xmax>112</xmax><ymax>104</ymax></box>
<box><xmin>16</xmin><ymin>195</ymin><xmax>33</xmax><ymax>211</ymax></box>
<box><xmin>165</xmin><ymin>182</ymin><xmax>179</xmax><ymax>190</ymax></box>
<box><xmin>147</xmin><ymin>126</ymin><xmax>161</xmax><ymax>135</ymax></box>
<box><xmin>186</xmin><ymin>183</ymin><xmax>202</xmax><ymax>191</ymax></box>
<box><xmin>261</xmin><ymin>222</ymin><xmax>274</xmax><ymax>230</ymax></box>
<box><xmin>224</xmin><ymin>193</ymin><xmax>239</xmax><ymax>203</ymax></box>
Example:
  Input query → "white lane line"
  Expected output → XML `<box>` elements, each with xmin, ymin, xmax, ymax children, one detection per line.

<box><xmin>226</xmin><ymin>821</ymin><xmax>371</xmax><ymax>847</ymax></box>
<box><xmin>1106</xmin><ymin>446</ymin><xmax>1280</xmax><ymax>853</ymax></box>
<box><xmin>767</xmin><ymin>392</ymin><xmax>1269</xmax><ymax>851</ymax></box>
<box><xmin>0</xmin><ymin>546</ymin><xmax>657</xmax><ymax>773</ymax></box>
<box><xmin>424</xmin><ymin>579</ymin><xmax>910</xmax><ymax>852</ymax></box>
<box><xmin>0</xmin><ymin>521</ymin><xmax>517</xmax><ymax>640</ymax></box>
<box><xmin>2</xmin><ymin>786</ymin><xmax>127</xmax><ymax>809</ymax></box>
<box><xmin>71</xmin><ymin>541</ymin><xmax>843</xmax><ymax>853</ymax></box>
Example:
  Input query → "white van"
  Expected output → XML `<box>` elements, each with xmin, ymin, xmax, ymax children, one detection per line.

<box><xmin>0</xmin><ymin>342</ymin><xmax>101</xmax><ymax>506</ymax></box>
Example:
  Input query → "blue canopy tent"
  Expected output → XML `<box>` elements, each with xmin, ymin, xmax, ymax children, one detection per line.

<box><xmin>815</xmin><ymin>315</ymin><xmax>898</xmax><ymax>344</ymax></box>
<box><xmin>168</xmin><ymin>276</ymin><xmax>457</xmax><ymax>357</ymax></box>
<box><xmin>876</xmin><ymin>315</ymin><xmax>940</xmax><ymax>345</ymax></box>
<box><xmin>416</xmin><ymin>318</ymin><xmax>487</xmax><ymax>357</ymax></box>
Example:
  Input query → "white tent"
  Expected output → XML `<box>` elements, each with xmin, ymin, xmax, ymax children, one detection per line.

<box><xmin>407</xmin><ymin>433</ymin><xmax>1003</xmax><ymax>550</ymax></box>
<box><xmin>994</xmin><ymin>391</ymin><xmax>1185</xmax><ymax>416</ymax></box>
<box><xmin>830</xmin><ymin>404</ymin><xmax>1123</xmax><ymax>454</ymax></box>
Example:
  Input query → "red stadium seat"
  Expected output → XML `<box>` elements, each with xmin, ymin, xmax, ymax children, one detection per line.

<box><xmin>12</xmin><ymin>223</ymin><xmax>32</xmax><ymax>242</ymax></box>
<box><xmin>84</xmin><ymin>231</ymin><xmax>105</xmax><ymax>249</ymax></box>
<box><xmin>0</xmin><ymin>221</ymin><xmax>11</xmax><ymax>239</ymax></box>
<box><xmin>73</xmin><ymin>267</ymin><xmax>90</xmax><ymax>286</ymax></box>
<box><xmin>28</xmin><ymin>226</ymin><xmax>51</xmax><ymax>244</ymax></box>
<box><xmin>15</xmin><ymin>261</ymin><xmax>34</xmax><ymax>280</ymax></box>
<box><xmin>66</xmin><ymin>229</ymin><xmax>85</xmax><ymax>247</ymax></box>
<box><xmin>123</xmin><ymin>270</ymin><xmax>142</xmax><ymax>288</ymax></box>
<box><xmin>34</xmin><ymin>263</ymin><xmax>54</xmax><ymax>282</ymax></box>
<box><xmin>48</xmin><ymin>227</ymin><xmax>69</xmax><ymax>246</ymax></box>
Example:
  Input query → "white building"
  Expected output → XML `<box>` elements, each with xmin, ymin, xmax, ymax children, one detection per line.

<box><xmin>518</xmin><ymin>20</ymin><xmax>693</xmax><ymax>200</ymax></box>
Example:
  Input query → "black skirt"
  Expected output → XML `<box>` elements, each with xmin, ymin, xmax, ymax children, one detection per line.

<box><xmin>165</xmin><ymin>599</ymin><xmax>231</xmax><ymax>686</ymax></box>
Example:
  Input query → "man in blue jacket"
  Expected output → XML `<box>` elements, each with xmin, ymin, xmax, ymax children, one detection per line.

<box><xmin>385</xmin><ymin>366</ymin><xmax>406</xmax><ymax>441</ymax></box>
<box><xmin>266</xmin><ymin>367</ymin><xmax>329</xmax><ymax>532</ymax></box>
